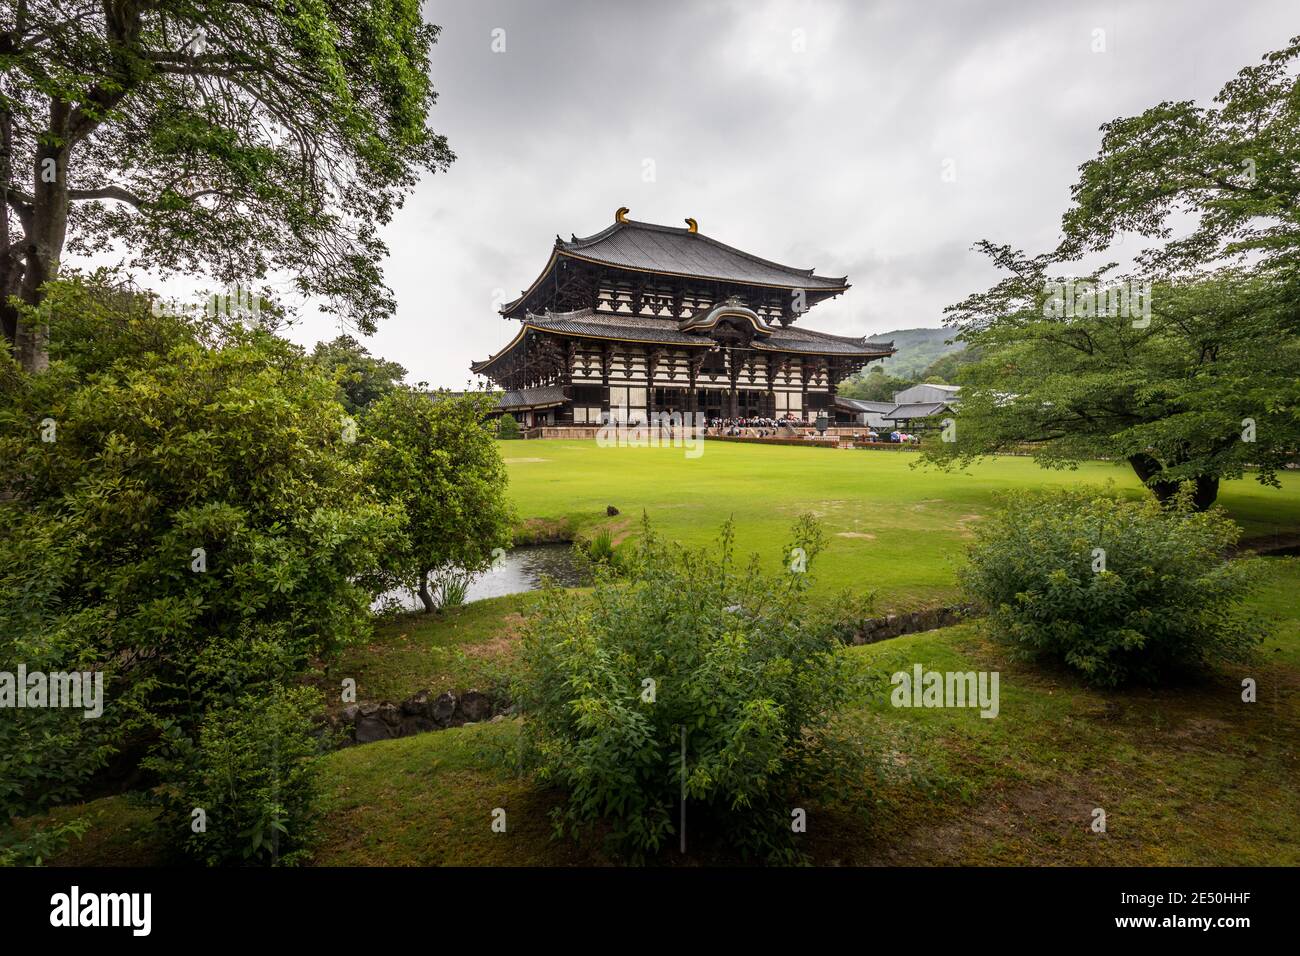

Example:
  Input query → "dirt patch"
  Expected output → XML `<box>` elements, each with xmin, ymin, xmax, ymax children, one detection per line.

<box><xmin>461</xmin><ymin>613</ymin><xmax>528</xmax><ymax>660</ymax></box>
<box><xmin>504</xmin><ymin>457</ymin><xmax>549</xmax><ymax>464</ymax></box>
<box><xmin>606</xmin><ymin>518</ymin><xmax>636</xmax><ymax>547</ymax></box>
<box><xmin>837</xmin><ymin>531</ymin><xmax>877</xmax><ymax>540</ymax></box>
<box><xmin>909</xmin><ymin>499</ymin><xmax>946</xmax><ymax>512</ymax></box>
<box><xmin>880</xmin><ymin>774</ymin><xmax>1104</xmax><ymax>865</ymax></box>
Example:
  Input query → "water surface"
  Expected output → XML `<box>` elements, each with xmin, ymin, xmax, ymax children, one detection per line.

<box><xmin>375</xmin><ymin>543</ymin><xmax>588</xmax><ymax>611</ymax></box>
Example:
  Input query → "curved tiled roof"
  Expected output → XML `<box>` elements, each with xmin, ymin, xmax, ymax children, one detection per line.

<box><xmin>884</xmin><ymin>401</ymin><xmax>956</xmax><ymax>419</ymax></box>
<box><xmin>497</xmin><ymin>385</ymin><xmax>566</xmax><ymax>410</ymax></box>
<box><xmin>527</xmin><ymin>310</ymin><xmax>707</xmax><ymax>347</ymax></box>
<box><xmin>558</xmin><ymin>219</ymin><xmax>849</xmax><ymax>291</ymax></box>
<box><xmin>500</xmin><ymin>215</ymin><xmax>851</xmax><ymax>316</ymax></box>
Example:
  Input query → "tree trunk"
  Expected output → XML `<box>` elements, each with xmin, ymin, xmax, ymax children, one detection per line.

<box><xmin>1191</xmin><ymin>474</ymin><xmax>1220</xmax><ymax>510</ymax></box>
<box><xmin>13</xmin><ymin>103</ymin><xmax>72</xmax><ymax>373</ymax></box>
<box><xmin>416</xmin><ymin>570</ymin><xmax>436</xmax><ymax>614</ymax></box>
<box><xmin>1127</xmin><ymin>454</ymin><xmax>1220</xmax><ymax>510</ymax></box>
<box><xmin>1</xmin><ymin>105</ymin><xmax>21</xmax><ymax>346</ymax></box>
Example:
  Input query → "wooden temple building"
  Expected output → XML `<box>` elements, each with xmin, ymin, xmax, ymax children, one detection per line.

<box><xmin>471</xmin><ymin>209</ymin><xmax>895</xmax><ymax>427</ymax></box>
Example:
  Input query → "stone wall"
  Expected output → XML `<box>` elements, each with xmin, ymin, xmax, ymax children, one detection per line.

<box><xmin>333</xmin><ymin>688</ymin><xmax>511</xmax><ymax>746</ymax></box>
<box><xmin>848</xmin><ymin>604</ymin><xmax>974</xmax><ymax>645</ymax></box>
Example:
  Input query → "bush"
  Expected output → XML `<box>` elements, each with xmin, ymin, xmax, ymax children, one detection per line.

<box><xmin>359</xmin><ymin>387</ymin><xmax>514</xmax><ymax>613</ymax></box>
<box><xmin>497</xmin><ymin>413</ymin><xmax>520</xmax><ymax>439</ymax></box>
<box><xmin>514</xmin><ymin>516</ymin><xmax>873</xmax><ymax>863</ymax></box>
<box><xmin>0</xmin><ymin>515</ymin><xmax>130</xmax><ymax>863</ymax></box>
<box><xmin>0</xmin><ymin>275</ymin><xmax>400</xmax><ymax>858</ymax></box>
<box><xmin>960</xmin><ymin>486</ymin><xmax>1264</xmax><ymax>687</ymax></box>
<box><xmin>143</xmin><ymin>686</ymin><xmax>326</xmax><ymax>866</ymax></box>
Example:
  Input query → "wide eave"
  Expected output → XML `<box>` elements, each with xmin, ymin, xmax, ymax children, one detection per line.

<box><xmin>500</xmin><ymin>218</ymin><xmax>850</xmax><ymax>318</ymax></box>
<box><xmin>471</xmin><ymin>308</ymin><xmax>894</xmax><ymax>379</ymax></box>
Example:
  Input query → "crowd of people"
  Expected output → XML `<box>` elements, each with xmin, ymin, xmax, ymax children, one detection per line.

<box><xmin>706</xmin><ymin>415</ymin><xmax>802</xmax><ymax>437</ymax></box>
<box><xmin>857</xmin><ymin>429</ymin><xmax>920</xmax><ymax>444</ymax></box>
<box><xmin>660</xmin><ymin>415</ymin><xmax>924</xmax><ymax>443</ymax></box>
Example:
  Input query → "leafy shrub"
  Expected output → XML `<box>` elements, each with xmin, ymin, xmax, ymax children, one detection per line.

<box><xmin>960</xmin><ymin>486</ymin><xmax>1263</xmax><ymax>686</ymax></box>
<box><xmin>143</xmin><ymin>686</ymin><xmax>327</xmax><ymax>866</ymax></box>
<box><xmin>0</xmin><ymin>275</ymin><xmax>400</xmax><ymax>856</ymax></box>
<box><xmin>0</xmin><ymin>496</ymin><xmax>148</xmax><ymax>864</ymax></box>
<box><xmin>497</xmin><ymin>413</ymin><xmax>520</xmax><ymax>439</ymax></box>
<box><xmin>359</xmin><ymin>387</ymin><xmax>514</xmax><ymax>613</ymax></box>
<box><xmin>514</xmin><ymin>516</ymin><xmax>873</xmax><ymax>863</ymax></box>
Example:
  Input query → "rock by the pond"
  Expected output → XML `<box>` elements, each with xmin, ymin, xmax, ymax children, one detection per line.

<box><xmin>432</xmin><ymin>691</ymin><xmax>457</xmax><ymax>725</ymax></box>
<box><xmin>341</xmin><ymin>704</ymin><xmax>360</xmax><ymax>723</ymax></box>
<box><xmin>402</xmin><ymin>690</ymin><xmax>430</xmax><ymax>716</ymax></box>
<box><xmin>355</xmin><ymin>716</ymin><xmax>393</xmax><ymax>744</ymax></box>
<box><xmin>377</xmin><ymin>702</ymin><xmax>401</xmax><ymax>726</ymax></box>
<box><xmin>459</xmin><ymin>690</ymin><xmax>492</xmax><ymax>722</ymax></box>
<box><xmin>400</xmin><ymin>715</ymin><xmax>436</xmax><ymax>736</ymax></box>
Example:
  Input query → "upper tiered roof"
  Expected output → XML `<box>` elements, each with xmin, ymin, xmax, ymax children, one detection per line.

<box><xmin>499</xmin><ymin>209</ymin><xmax>851</xmax><ymax>319</ymax></box>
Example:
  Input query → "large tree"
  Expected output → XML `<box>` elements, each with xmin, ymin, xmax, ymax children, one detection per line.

<box><xmin>310</xmin><ymin>333</ymin><xmax>407</xmax><ymax>413</ymax></box>
<box><xmin>928</xmin><ymin>36</ymin><xmax>1300</xmax><ymax>508</ymax></box>
<box><xmin>927</xmin><ymin>262</ymin><xmax>1299</xmax><ymax>509</ymax></box>
<box><xmin>1059</xmin><ymin>34</ymin><xmax>1300</xmax><ymax>277</ymax></box>
<box><xmin>0</xmin><ymin>0</ymin><xmax>452</xmax><ymax>371</ymax></box>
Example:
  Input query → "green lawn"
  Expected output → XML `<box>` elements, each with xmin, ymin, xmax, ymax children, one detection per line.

<box><xmin>501</xmin><ymin>440</ymin><xmax>1300</xmax><ymax>607</ymax></box>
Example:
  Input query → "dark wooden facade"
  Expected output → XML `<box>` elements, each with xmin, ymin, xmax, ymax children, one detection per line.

<box><xmin>472</xmin><ymin>211</ymin><xmax>893</xmax><ymax>426</ymax></box>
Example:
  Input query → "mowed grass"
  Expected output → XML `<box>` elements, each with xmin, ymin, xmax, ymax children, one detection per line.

<box><xmin>500</xmin><ymin>440</ymin><xmax>1300</xmax><ymax>607</ymax></box>
<box><xmin>45</xmin><ymin>558</ymin><xmax>1300</xmax><ymax>867</ymax></box>
<box><xmin>316</xmin><ymin>592</ymin><xmax>544</xmax><ymax>710</ymax></box>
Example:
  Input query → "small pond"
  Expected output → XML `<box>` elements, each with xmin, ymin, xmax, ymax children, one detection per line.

<box><xmin>374</xmin><ymin>543</ymin><xmax>589</xmax><ymax>611</ymax></box>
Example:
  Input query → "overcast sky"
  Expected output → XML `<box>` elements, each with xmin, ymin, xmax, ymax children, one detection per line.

<box><xmin>146</xmin><ymin>0</ymin><xmax>1300</xmax><ymax>387</ymax></box>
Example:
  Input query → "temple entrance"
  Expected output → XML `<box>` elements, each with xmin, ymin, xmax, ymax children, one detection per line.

<box><xmin>737</xmin><ymin>389</ymin><xmax>767</xmax><ymax>418</ymax></box>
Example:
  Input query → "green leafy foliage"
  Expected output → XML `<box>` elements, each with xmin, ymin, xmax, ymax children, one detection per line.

<box><xmin>960</xmin><ymin>486</ymin><xmax>1264</xmax><ymax>687</ymax></box>
<box><xmin>930</xmin><ymin>36</ymin><xmax>1300</xmax><ymax>507</ymax></box>
<box><xmin>514</xmin><ymin>515</ymin><xmax>875</xmax><ymax>862</ymax></box>
<box><xmin>360</xmin><ymin>387</ymin><xmax>514</xmax><ymax>612</ymax></box>
<box><xmin>1060</xmin><ymin>35</ymin><xmax>1300</xmax><ymax>277</ymax></box>
<box><xmin>0</xmin><ymin>516</ymin><xmax>141</xmax><ymax>864</ymax></box>
<box><xmin>930</xmin><ymin>266</ymin><xmax>1299</xmax><ymax>509</ymax></box>
<box><xmin>310</xmin><ymin>335</ymin><xmax>408</xmax><ymax>413</ymax></box>
<box><xmin>2</xmin><ymin>0</ymin><xmax>454</xmax><ymax>360</ymax></box>
<box><xmin>579</xmin><ymin>527</ymin><xmax>616</xmax><ymax>568</ymax></box>
<box><xmin>496</xmin><ymin>413</ymin><xmax>520</xmax><ymax>439</ymax></box>
<box><xmin>0</xmin><ymin>276</ymin><xmax>401</xmax><ymax>857</ymax></box>
<box><xmin>432</xmin><ymin>571</ymin><xmax>471</xmax><ymax>611</ymax></box>
<box><xmin>143</xmin><ymin>686</ymin><xmax>327</xmax><ymax>866</ymax></box>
